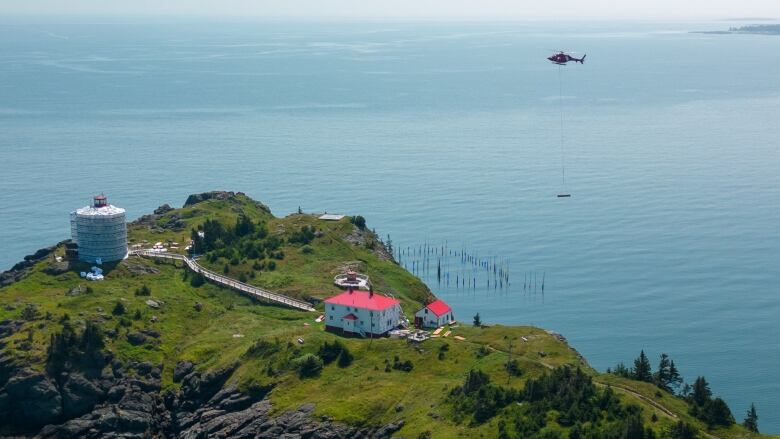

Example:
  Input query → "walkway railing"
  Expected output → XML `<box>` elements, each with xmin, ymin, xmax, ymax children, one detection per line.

<box><xmin>131</xmin><ymin>249</ymin><xmax>315</xmax><ymax>312</ymax></box>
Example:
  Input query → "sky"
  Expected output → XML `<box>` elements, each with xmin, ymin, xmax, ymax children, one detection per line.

<box><xmin>1</xmin><ymin>0</ymin><xmax>779</xmax><ymax>20</ymax></box>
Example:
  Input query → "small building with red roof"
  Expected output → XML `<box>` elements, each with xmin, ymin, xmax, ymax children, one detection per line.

<box><xmin>324</xmin><ymin>289</ymin><xmax>402</xmax><ymax>337</ymax></box>
<box><xmin>414</xmin><ymin>299</ymin><xmax>454</xmax><ymax>328</ymax></box>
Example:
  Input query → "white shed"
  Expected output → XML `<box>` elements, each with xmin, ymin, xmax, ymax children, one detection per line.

<box><xmin>414</xmin><ymin>299</ymin><xmax>454</xmax><ymax>329</ymax></box>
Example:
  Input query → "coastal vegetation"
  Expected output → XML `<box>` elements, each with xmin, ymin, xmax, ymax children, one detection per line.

<box><xmin>0</xmin><ymin>192</ymin><xmax>772</xmax><ymax>438</ymax></box>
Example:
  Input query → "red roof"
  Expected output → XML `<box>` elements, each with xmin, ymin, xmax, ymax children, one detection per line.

<box><xmin>426</xmin><ymin>299</ymin><xmax>452</xmax><ymax>317</ymax></box>
<box><xmin>325</xmin><ymin>290</ymin><xmax>400</xmax><ymax>311</ymax></box>
<box><xmin>342</xmin><ymin>313</ymin><xmax>358</xmax><ymax>321</ymax></box>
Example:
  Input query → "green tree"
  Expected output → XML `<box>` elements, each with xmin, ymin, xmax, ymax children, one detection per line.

<box><xmin>80</xmin><ymin>320</ymin><xmax>105</xmax><ymax>353</ymax></box>
<box><xmin>473</xmin><ymin>313</ymin><xmax>482</xmax><ymax>327</ymax></box>
<box><xmin>667</xmin><ymin>421</ymin><xmax>697</xmax><ymax>439</ymax></box>
<box><xmin>743</xmin><ymin>403</ymin><xmax>759</xmax><ymax>433</ymax></box>
<box><xmin>654</xmin><ymin>353</ymin><xmax>672</xmax><ymax>391</ymax></box>
<box><xmin>668</xmin><ymin>360</ymin><xmax>683</xmax><ymax>391</ymax></box>
<box><xmin>611</xmin><ymin>362</ymin><xmax>632</xmax><ymax>378</ymax></box>
<box><xmin>632</xmin><ymin>350</ymin><xmax>653</xmax><ymax>382</ymax></box>
<box><xmin>691</xmin><ymin>376</ymin><xmax>712</xmax><ymax>406</ymax></box>
<box><xmin>235</xmin><ymin>215</ymin><xmax>255</xmax><ymax>237</ymax></box>
<box><xmin>700</xmin><ymin>397</ymin><xmax>734</xmax><ymax>427</ymax></box>
<box><xmin>190</xmin><ymin>228</ymin><xmax>204</xmax><ymax>254</ymax></box>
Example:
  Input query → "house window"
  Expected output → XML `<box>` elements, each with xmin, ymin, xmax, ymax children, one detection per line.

<box><xmin>424</xmin><ymin>308</ymin><xmax>428</xmax><ymax>314</ymax></box>
<box><xmin>329</xmin><ymin>316</ymin><xmax>333</xmax><ymax>320</ymax></box>
<box><xmin>331</xmin><ymin>306</ymin><xmax>335</xmax><ymax>310</ymax></box>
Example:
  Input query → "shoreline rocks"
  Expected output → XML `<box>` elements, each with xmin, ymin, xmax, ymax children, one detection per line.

<box><xmin>1</xmin><ymin>359</ymin><xmax>404</xmax><ymax>439</ymax></box>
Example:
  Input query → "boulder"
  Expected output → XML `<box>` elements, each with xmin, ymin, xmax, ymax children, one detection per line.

<box><xmin>154</xmin><ymin>204</ymin><xmax>173</xmax><ymax>215</ymax></box>
<box><xmin>61</xmin><ymin>373</ymin><xmax>105</xmax><ymax>419</ymax></box>
<box><xmin>173</xmin><ymin>360</ymin><xmax>194</xmax><ymax>383</ymax></box>
<box><xmin>0</xmin><ymin>319</ymin><xmax>23</xmax><ymax>338</ymax></box>
<box><xmin>1</xmin><ymin>370</ymin><xmax>62</xmax><ymax>428</ymax></box>
<box><xmin>127</xmin><ymin>331</ymin><xmax>148</xmax><ymax>346</ymax></box>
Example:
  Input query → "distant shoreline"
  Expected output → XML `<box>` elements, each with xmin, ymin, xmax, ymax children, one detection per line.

<box><xmin>693</xmin><ymin>23</ymin><xmax>780</xmax><ymax>35</ymax></box>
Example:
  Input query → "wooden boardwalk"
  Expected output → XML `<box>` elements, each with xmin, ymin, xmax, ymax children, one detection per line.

<box><xmin>131</xmin><ymin>250</ymin><xmax>315</xmax><ymax>312</ymax></box>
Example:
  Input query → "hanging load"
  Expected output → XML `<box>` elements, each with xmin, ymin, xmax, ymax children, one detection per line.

<box><xmin>546</xmin><ymin>50</ymin><xmax>586</xmax><ymax>198</ymax></box>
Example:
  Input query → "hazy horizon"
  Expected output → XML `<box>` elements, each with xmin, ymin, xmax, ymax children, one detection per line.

<box><xmin>1</xmin><ymin>0</ymin><xmax>779</xmax><ymax>21</ymax></box>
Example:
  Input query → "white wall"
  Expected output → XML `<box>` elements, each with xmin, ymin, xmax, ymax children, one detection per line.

<box><xmin>415</xmin><ymin>308</ymin><xmax>454</xmax><ymax>328</ymax></box>
<box><xmin>326</xmin><ymin>302</ymin><xmax>401</xmax><ymax>335</ymax></box>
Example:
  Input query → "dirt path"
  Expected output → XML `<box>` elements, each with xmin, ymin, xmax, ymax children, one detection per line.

<box><xmin>594</xmin><ymin>381</ymin><xmax>721</xmax><ymax>439</ymax></box>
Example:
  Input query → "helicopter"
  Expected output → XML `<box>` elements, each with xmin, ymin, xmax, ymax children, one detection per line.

<box><xmin>547</xmin><ymin>51</ymin><xmax>586</xmax><ymax>65</ymax></box>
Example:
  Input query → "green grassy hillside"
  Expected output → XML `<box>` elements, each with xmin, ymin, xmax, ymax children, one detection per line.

<box><xmin>0</xmin><ymin>192</ymin><xmax>772</xmax><ymax>438</ymax></box>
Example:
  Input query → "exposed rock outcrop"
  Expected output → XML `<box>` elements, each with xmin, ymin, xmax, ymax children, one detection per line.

<box><xmin>2</xmin><ymin>360</ymin><xmax>405</xmax><ymax>439</ymax></box>
<box><xmin>183</xmin><ymin>191</ymin><xmax>244</xmax><ymax>207</ymax></box>
<box><xmin>182</xmin><ymin>191</ymin><xmax>271</xmax><ymax>214</ymax></box>
<box><xmin>0</xmin><ymin>242</ymin><xmax>63</xmax><ymax>287</ymax></box>
<box><xmin>0</xmin><ymin>369</ymin><xmax>62</xmax><ymax>429</ymax></box>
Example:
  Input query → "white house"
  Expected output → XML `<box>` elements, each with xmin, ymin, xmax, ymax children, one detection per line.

<box><xmin>324</xmin><ymin>289</ymin><xmax>401</xmax><ymax>337</ymax></box>
<box><xmin>414</xmin><ymin>299</ymin><xmax>454</xmax><ymax>328</ymax></box>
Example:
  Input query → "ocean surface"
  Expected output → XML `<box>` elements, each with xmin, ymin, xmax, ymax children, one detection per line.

<box><xmin>1</xmin><ymin>17</ymin><xmax>778</xmax><ymax>431</ymax></box>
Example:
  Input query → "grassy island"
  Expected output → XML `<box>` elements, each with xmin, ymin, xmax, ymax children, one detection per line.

<box><xmin>0</xmin><ymin>192</ymin><xmax>771</xmax><ymax>438</ymax></box>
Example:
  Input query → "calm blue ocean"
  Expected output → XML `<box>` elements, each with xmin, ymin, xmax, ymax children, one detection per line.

<box><xmin>1</xmin><ymin>17</ymin><xmax>778</xmax><ymax>431</ymax></box>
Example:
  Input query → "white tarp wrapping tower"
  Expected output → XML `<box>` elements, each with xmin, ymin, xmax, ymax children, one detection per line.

<box><xmin>70</xmin><ymin>195</ymin><xmax>128</xmax><ymax>263</ymax></box>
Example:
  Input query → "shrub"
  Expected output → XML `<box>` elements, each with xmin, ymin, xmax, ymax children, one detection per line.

<box><xmin>230</xmin><ymin>256</ymin><xmax>240</xmax><ymax>266</ymax></box>
<box><xmin>289</xmin><ymin>225</ymin><xmax>316</xmax><ymax>245</ymax></box>
<box><xmin>112</xmin><ymin>301</ymin><xmax>126</xmax><ymax>316</ymax></box>
<box><xmin>351</xmin><ymin>215</ymin><xmax>366</xmax><ymax>229</ymax></box>
<box><xmin>505</xmin><ymin>359</ymin><xmax>522</xmax><ymax>377</ymax></box>
<box><xmin>190</xmin><ymin>272</ymin><xmax>206</xmax><ymax>287</ymax></box>
<box><xmin>21</xmin><ymin>304</ymin><xmax>40</xmax><ymax>321</ymax></box>
<box><xmin>244</xmin><ymin>339</ymin><xmax>281</xmax><ymax>359</ymax></box>
<box><xmin>267</xmin><ymin>261</ymin><xmax>276</xmax><ymax>271</ymax></box>
<box><xmin>133</xmin><ymin>309</ymin><xmax>142</xmax><ymax>320</ymax></box>
<box><xmin>337</xmin><ymin>347</ymin><xmax>354</xmax><ymax>368</ymax></box>
<box><xmin>301</xmin><ymin>245</ymin><xmax>313</xmax><ymax>254</ymax></box>
<box><xmin>294</xmin><ymin>354</ymin><xmax>323</xmax><ymax>378</ymax></box>
<box><xmin>318</xmin><ymin>340</ymin><xmax>345</xmax><ymax>365</ymax></box>
<box><xmin>667</xmin><ymin>421</ymin><xmax>697</xmax><ymax>439</ymax></box>
<box><xmin>392</xmin><ymin>357</ymin><xmax>414</xmax><ymax>372</ymax></box>
<box><xmin>135</xmin><ymin>285</ymin><xmax>151</xmax><ymax>296</ymax></box>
